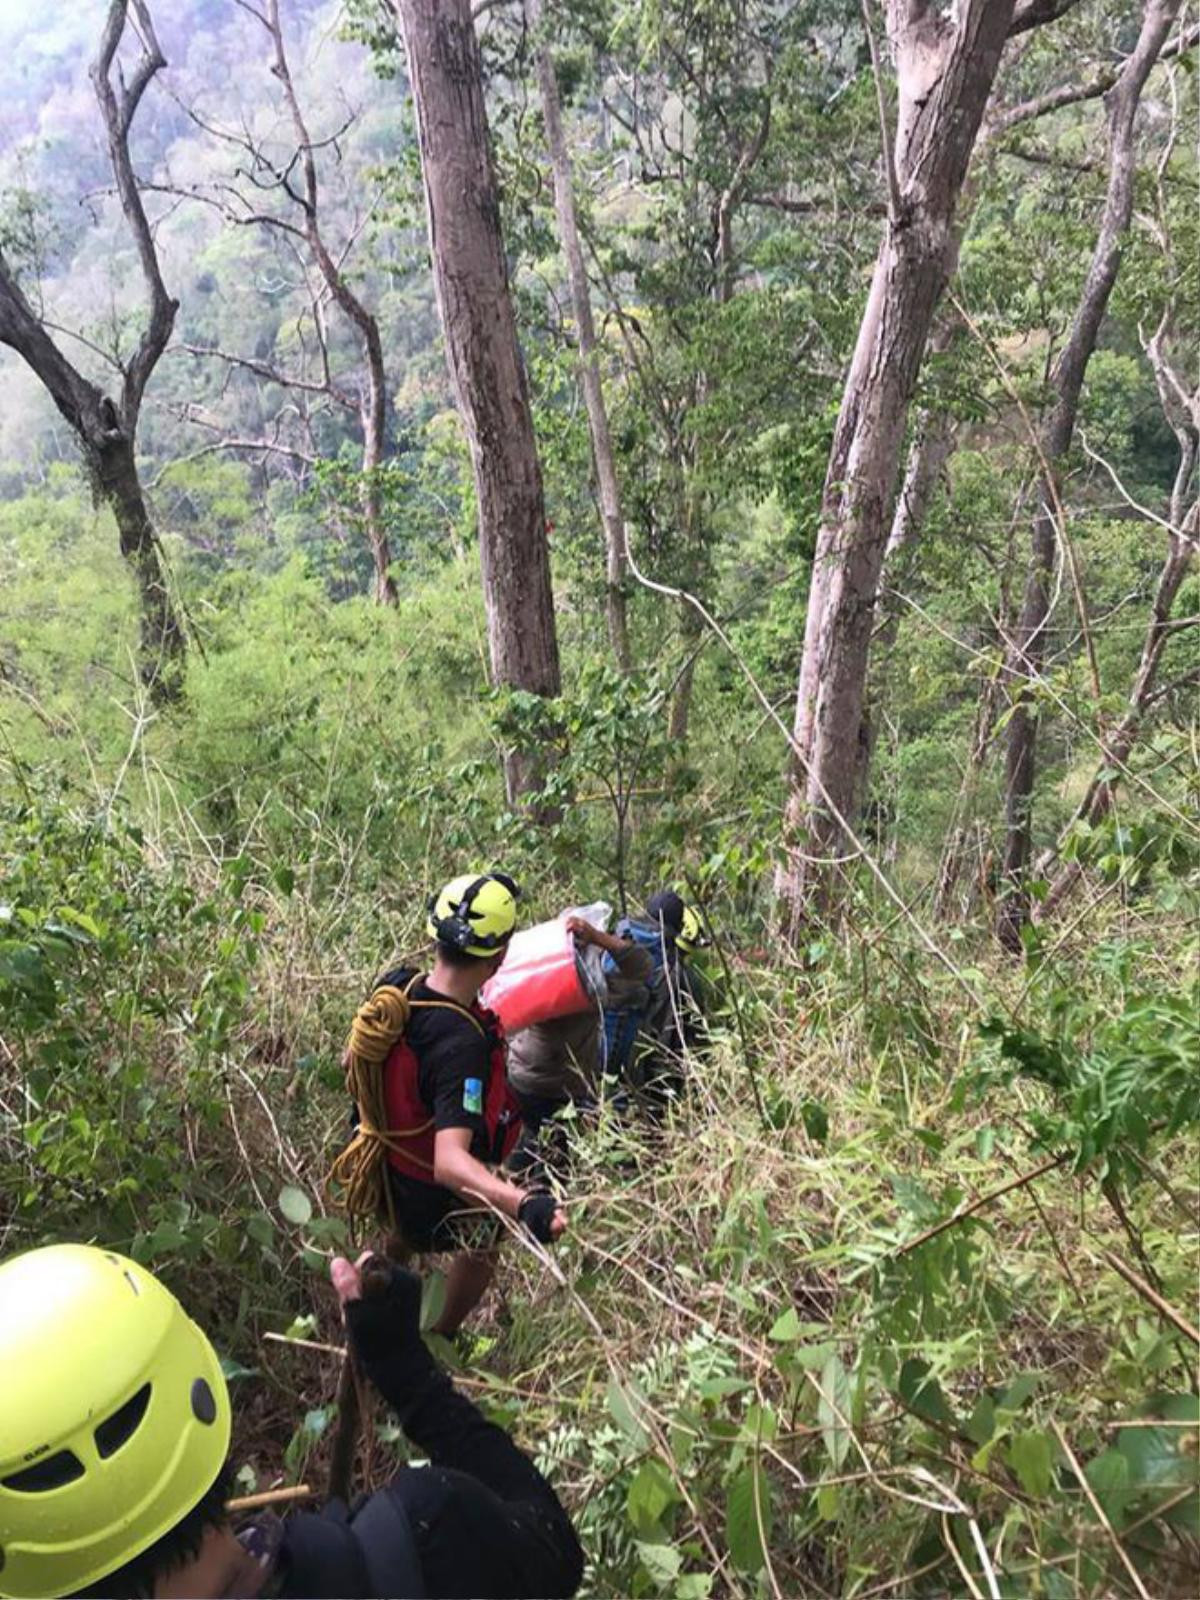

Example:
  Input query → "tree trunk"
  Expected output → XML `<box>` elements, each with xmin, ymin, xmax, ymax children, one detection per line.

<box><xmin>996</xmin><ymin>0</ymin><xmax>1181</xmax><ymax>952</ymax></box>
<box><xmin>97</xmin><ymin>430</ymin><xmax>188</xmax><ymax>689</ymax></box>
<box><xmin>530</xmin><ymin>0</ymin><xmax>630</xmax><ymax>671</ymax></box>
<box><xmin>0</xmin><ymin>265</ymin><xmax>186</xmax><ymax>703</ymax></box>
<box><xmin>265</xmin><ymin>0</ymin><xmax>398</xmax><ymax>606</ymax></box>
<box><xmin>361</xmin><ymin>319</ymin><xmax>399</xmax><ymax>606</ymax></box>
<box><xmin>0</xmin><ymin>1</ymin><xmax>187</xmax><ymax>699</ymax></box>
<box><xmin>395</xmin><ymin>0</ymin><xmax>562</xmax><ymax>805</ymax></box>
<box><xmin>778</xmin><ymin>0</ymin><xmax>1017</xmax><ymax>930</ymax></box>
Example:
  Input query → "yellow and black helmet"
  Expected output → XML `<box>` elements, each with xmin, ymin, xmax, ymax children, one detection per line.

<box><xmin>427</xmin><ymin>872</ymin><xmax>521</xmax><ymax>956</ymax></box>
<box><xmin>0</xmin><ymin>1243</ymin><xmax>231</xmax><ymax>1599</ymax></box>
<box><xmin>677</xmin><ymin>903</ymin><xmax>710</xmax><ymax>956</ymax></box>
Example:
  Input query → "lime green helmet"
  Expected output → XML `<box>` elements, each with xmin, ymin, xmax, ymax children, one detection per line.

<box><xmin>0</xmin><ymin>1243</ymin><xmax>231</xmax><ymax>1599</ymax></box>
<box><xmin>427</xmin><ymin>871</ymin><xmax>521</xmax><ymax>956</ymax></box>
<box><xmin>677</xmin><ymin>904</ymin><xmax>709</xmax><ymax>956</ymax></box>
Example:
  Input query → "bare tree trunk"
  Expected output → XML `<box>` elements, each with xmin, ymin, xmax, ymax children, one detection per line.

<box><xmin>777</xmin><ymin>0</ymin><xmax>1018</xmax><ymax>930</ymax></box>
<box><xmin>530</xmin><ymin>0</ymin><xmax>630</xmax><ymax>670</ymax></box>
<box><xmin>996</xmin><ymin>0</ymin><xmax>1181</xmax><ymax>952</ymax></box>
<box><xmin>265</xmin><ymin>0</ymin><xmax>398</xmax><ymax>606</ymax></box>
<box><xmin>98</xmin><ymin>432</ymin><xmax>188</xmax><ymax>683</ymax></box>
<box><xmin>395</xmin><ymin>0</ymin><xmax>562</xmax><ymax>805</ymax></box>
<box><xmin>0</xmin><ymin>0</ymin><xmax>185</xmax><ymax>699</ymax></box>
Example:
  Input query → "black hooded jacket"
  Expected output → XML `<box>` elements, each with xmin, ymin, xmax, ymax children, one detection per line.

<box><xmin>272</xmin><ymin>1272</ymin><xmax>582</xmax><ymax>1599</ymax></box>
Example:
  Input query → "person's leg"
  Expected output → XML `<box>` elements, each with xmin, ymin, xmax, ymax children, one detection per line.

<box><xmin>430</xmin><ymin>1247</ymin><xmax>498</xmax><ymax>1336</ymax></box>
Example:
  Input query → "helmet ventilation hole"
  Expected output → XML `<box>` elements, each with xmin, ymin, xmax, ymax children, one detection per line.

<box><xmin>2</xmin><ymin>1450</ymin><xmax>85</xmax><ymax>1493</ymax></box>
<box><xmin>123</xmin><ymin>1269</ymin><xmax>141</xmax><ymax>1296</ymax></box>
<box><xmin>191</xmin><ymin>1378</ymin><xmax>217</xmax><ymax>1425</ymax></box>
<box><xmin>95</xmin><ymin>1383</ymin><xmax>152</xmax><ymax>1459</ymax></box>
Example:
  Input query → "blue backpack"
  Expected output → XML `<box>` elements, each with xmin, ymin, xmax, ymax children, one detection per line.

<box><xmin>600</xmin><ymin>917</ymin><xmax>677</xmax><ymax>1078</ymax></box>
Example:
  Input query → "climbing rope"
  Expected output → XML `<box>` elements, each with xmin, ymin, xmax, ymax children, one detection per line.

<box><xmin>326</xmin><ymin>977</ymin><xmax>487</xmax><ymax>1234</ymax></box>
<box><xmin>326</xmin><ymin>983</ymin><xmax>413</xmax><ymax>1232</ymax></box>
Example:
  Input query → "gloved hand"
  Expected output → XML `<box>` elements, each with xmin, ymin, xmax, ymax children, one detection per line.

<box><xmin>332</xmin><ymin>1254</ymin><xmax>424</xmax><ymax>1366</ymax></box>
<box><xmin>518</xmin><ymin>1190</ymin><xmax>565</xmax><ymax>1244</ymax></box>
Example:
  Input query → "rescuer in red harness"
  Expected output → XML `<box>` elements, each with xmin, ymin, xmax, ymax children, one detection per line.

<box><xmin>377</xmin><ymin>872</ymin><xmax>566</xmax><ymax>1335</ymax></box>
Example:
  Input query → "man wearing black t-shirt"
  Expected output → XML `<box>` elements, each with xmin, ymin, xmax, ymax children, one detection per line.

<box><xmin>377</xmin><ymin>873</ymin><xmax>566</xmax><ymax>1335</ymax></box>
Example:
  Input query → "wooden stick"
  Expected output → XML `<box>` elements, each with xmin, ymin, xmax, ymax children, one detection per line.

<box><xmin>327</xmin><ymin>1255</ymin><xmax>393</xmax><ymax>1504</ymax></box>
<box><xmin>264</xmin><ymin>1330</ymin><xmax>346</xmax><ymax>1358</ymax></box>
<box><xmin>1052</xmin><ymin>1421</ymin><xmax>1151</xmax><ymax>1600</ymax></box>
<box><xmin>226</xmin><ymin>1484</ymin><xmax>314</xmax><ymax>1513</ymax></box>
<box><xmin>1098</xmin><ymin>1247</ymin><xmax>1200</xmax><ymax>1348</ymax></box>
<box><xmin>895</xmin><ymin>1154</ymin><xmax>1065</xmax><ymax>1257</ymax></box>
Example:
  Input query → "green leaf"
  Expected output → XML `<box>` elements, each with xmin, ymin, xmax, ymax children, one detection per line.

<box><xmin>636</xmin><ymin>1540</ymin><xmax>682</xmax><ymax>1586</ymax></box>
<box><xmin>627</xmin><ymin>1459</ymin><xmax>677</xmax><ymax>1535</ymax></box>
<box><xmin>726</xmin><ymin>1463</ymin><xmax>772</xmax><ymax>1573</ymax></box>
<box><xmin>606</xmin><ymin>1377</ymin><xmax>649</xmax><ymax>1448</ymax></box>
<box><xmin>898</xmin><ymin>1358</ymin><xmax>955</xmax><ymax>1427</ymax></box>
<box><xmin>218</xmin><ymin>1354</ymin><xmax>259</xmax><ymax>1382</ymax></box>
<box><xmin>769</xmin><ymin>1306</ymin><xmax>801</xmax><ymax>1342</ymax></box>
<box><xmin>675</xmin><ymin>1575</ymin><xmax>713</xmax><ymax>1600</ymax></box>
<box><xmin>816</xmin><ymin>1482</ymin><xmax>840</xmax><ymax>1521</ymax></box>
<box><xmin>278</xmin><ymin>1185</ymin><xmax>313</xmax><ymax>1226</ymax></box>
<box><xmin>966</xmin><ymin>1393</ymin><xmax>996</xmax><ymax>1446</ymax></box>
<box><xmin>1008</xmin><ymin>1429</ymin><xmax>1055</xmax><ymax>1497</ymax></box>
<box><xmin>818</xmin><ymin>1353</ymin><xmax>852</xmax><ymax>1469</ymax></box>
<box><xmin>246</xmin><ymin>1213</ymin><xmax>275</xmax><ymax>1248</ymax></box>
<box><xmin>1086</xmin><ymin>1448</ymin><xmax>1132</xmax><ymax>1528</ymax></box>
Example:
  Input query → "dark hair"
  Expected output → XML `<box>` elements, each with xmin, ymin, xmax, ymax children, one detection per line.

<box><xmin>434</xmin><ymin>940</ymin><xmax>505</xmax><ymax>971</ymax></box>
<box><xmin>645</xmin><ymin>890</ymin><xmax>685</xmax><ymax>936</ymax></box>
<box><xmin>71</xmin><ymin>1463</ymin><xmax>233</xmax><ymax>1599</ymax></box>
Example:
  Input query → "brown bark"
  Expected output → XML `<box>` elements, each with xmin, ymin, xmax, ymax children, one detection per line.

<box><xmin>264</xmin><ymin>0</ymin><xmax>398</xmax><ymax>606</ymax></box>
<box><xmin>996</xmin><ymin>0</ymin><xmax>1182</xmax><ymax>953</ymax></box>
<box><xmin>394</xmin><ymin>0</ymin><xmax>562</xmax><ymax>805</ymax></box>
<box><xmin>778</xmin><ymin>0</ymin><xmax>1017</xmax><ymax>929</ymax></box>
<box><xmin>0</xmin><ymin>0</ymin><xmax>185</xmax><ymax>699</ymax></box>
<box><xmin>530</xmin><ymin>0</ymin><xmax>630</xmax><ymax>671</ymax></box>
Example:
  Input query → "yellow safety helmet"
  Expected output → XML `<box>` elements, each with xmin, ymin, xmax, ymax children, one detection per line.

<box><xmin>677</xmin><ymin>904</ymin><xmax>709</xmax><ymax>956</ymax></box>
<box><xmin>0</xmin><ymin>1243</ymin><xmax>231</xmax><ymax>1599</ymax></box>
<box><xmin>426</xmin><ymin>871</ymin><xmax>521</xmax><ymax>957</ymax></box>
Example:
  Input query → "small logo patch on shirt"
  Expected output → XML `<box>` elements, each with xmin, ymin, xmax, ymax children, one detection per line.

<box><xmin>463</xmin><ymin>1077</ymin><xmax>484</xmax><ymax>1115</ymax></box>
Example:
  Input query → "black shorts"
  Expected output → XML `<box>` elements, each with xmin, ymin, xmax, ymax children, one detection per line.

<box><xmin>387</xmin><ymin>1170</ymin><xmax>505</xmax><ymax>1254</ymax></box>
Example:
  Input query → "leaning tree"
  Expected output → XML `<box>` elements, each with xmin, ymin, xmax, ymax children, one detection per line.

<box><xmin>0</xmin><ymin>0</ymin><xmax>185</xmax><ymax>698</ymax></box>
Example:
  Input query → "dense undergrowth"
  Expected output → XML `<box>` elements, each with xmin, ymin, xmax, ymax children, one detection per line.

<box><xmin>2</xmin><ymin>758</ymin><xmax>1196</xmax><ymax>1599</ymax></box>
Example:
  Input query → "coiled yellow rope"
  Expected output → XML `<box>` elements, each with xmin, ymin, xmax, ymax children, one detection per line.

<box><xmin>326</xmin><ymin>984</ymin><xmax>413</xmax><ymax>1231</ymax></box>
<box><xmin>326</xmin><ymin>979</ymin><xmax>487</xmax><ymax>1234</ymax></box>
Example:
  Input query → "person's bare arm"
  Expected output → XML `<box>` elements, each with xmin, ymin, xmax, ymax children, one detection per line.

<box><xmin>433</xmin><ymin>1127</ymin><xmax>567</xmax><ymax>1237</ymax></box>
<box><xmin>566</xmin><ymin>915</ymin><xmax>630</xmax><ymax>959</ymax></box>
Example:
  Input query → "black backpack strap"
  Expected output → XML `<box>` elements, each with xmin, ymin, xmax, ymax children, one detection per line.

<box><xmin>351</xmin><ymin>1485</ymin><xmax>427</xmax><ymax>1598</ymax></box>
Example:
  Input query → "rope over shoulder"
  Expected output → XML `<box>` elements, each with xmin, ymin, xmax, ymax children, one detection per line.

<box><xmin>326</xmin><ymin>983</ymin><xmax>414</xmax><ymax>1231</ymax></box>
<box><xmin>326</xmin><ymin>978</ymin><xmax>488</xmax><ymax>1234</ymax></box>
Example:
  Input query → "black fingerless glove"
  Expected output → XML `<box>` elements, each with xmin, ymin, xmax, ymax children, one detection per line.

<box><xmin>343</xmin><ymin>1261</ymin><xmax>424</xmax><ymax>1367</ymax></box>
<box><xmin>518</xmin><ymin>1190</ymin><xmax>558</xmax><ymax>1244</ymax></box>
